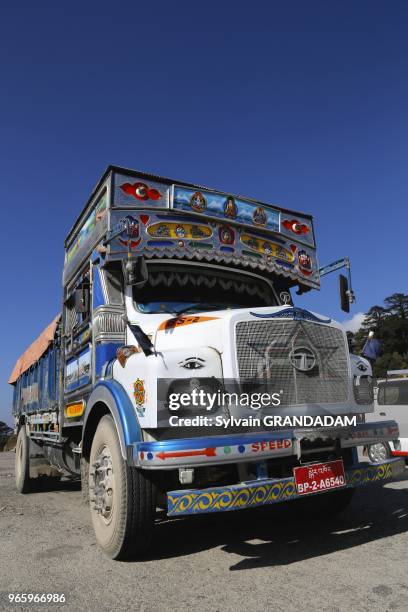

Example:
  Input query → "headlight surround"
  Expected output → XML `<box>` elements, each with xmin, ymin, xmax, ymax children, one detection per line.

<box><xmin>155</xmin><ymin>346</ymin><xmax>224</xmax><ymax>417</ymax></box>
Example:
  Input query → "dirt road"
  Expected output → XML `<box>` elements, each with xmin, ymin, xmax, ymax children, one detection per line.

<box><xmin>1</xmin><ymin>451</ymin><xmax>407</xmax><ymax>611</ymax></box>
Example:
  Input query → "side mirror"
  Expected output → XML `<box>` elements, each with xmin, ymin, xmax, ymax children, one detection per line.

<box><xmin>75</xmin><ymin>285</ymin><xmax>90</xmax><ymax>313</ymax></box>
<box><xmin>339</xmin><ymin>274</ymin><xmax>350</xmax><ymax>313</ymax></box>
<box><xmin>127</xmin><ymin>323</ymin><xmax>156</xmax><ymax>357</ymax></box>
<box><xmin>122</xmin><ymin>257</ymin><xmax>148</xmax><ymax>288</ymax></box>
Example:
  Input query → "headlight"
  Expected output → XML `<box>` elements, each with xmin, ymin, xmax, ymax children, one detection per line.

<box><xmin>166</xmin><ymin>377</ymin><xmax>223</xmax><ymax>414</ymax></box>
<box><xmin>353</xmin><ymin>375</ymin><xmax>374</xmax><ymax>405</ymax></box>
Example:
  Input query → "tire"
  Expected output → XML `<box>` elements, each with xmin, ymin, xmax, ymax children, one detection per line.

<box><xmin>15</xmin><ymin>427</ymin><xmax>61</xmax><ymax>493</ymax></box>
<box><xmin>89</xmin><ymin>415</ymin><xmax>155</xmax><ymax>560</ymax></box>
<box><xmin>81</xmin><ymin>457</ymin><xmax>90</xmax><ymax>504</ymax></box>
<box><xmin>298</xmin><ymin>487</ymin><xmax>355</xmax><ymax>519</ymax></box>
<box><xmin>15</xmin><ymin>426</ymin><xmax>31</xmax><ymax>493</ymax></box>
<box><xmin>367</xmin><ymin>441</ymin><xmax>390</xmax><ymax>463</ymax></box>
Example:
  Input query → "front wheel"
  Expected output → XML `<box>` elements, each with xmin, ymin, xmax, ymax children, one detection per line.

<box><xmin>297</xmin><ymin>487</ymin><xmax>355</xmax><ymax>519</ymax></box>
<box><xmin>89</xmin><ymin>415</ymin><xmax>155</xmax><ymax>560</ymax></box>
<box><xmin>367</xmin><ymin>441</ymin><xmax>390</xmax><ymax>463</ymax></box>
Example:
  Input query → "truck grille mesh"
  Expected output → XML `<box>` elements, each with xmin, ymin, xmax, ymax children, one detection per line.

<box><xmin>235</xmin><ymin>320</ymin><xmax>349</xmax><ymax>405</ymax></box>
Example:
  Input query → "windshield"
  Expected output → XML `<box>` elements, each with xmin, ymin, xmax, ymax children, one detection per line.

<box><xmin>133</xmin><ymin>264</ymin><xmax>278</xmax><ymax>314</ymax></box>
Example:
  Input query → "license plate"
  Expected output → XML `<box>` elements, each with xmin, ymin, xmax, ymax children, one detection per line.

<box><xmin>293</xmin><ymin>459</ymin><xmax>346</xmax><ymax>495</ymax></box>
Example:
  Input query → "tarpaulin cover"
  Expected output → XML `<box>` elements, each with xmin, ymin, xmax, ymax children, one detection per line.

<box><xmin>8</xmin><ymin>314</ymin><xmax>61</xmax><ymax>384</ymax></box>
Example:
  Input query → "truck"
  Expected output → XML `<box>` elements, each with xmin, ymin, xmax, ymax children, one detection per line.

<box><xmin>9</xmin><ymin>166</ymin><xmax>405</xmax><ymax>560</ymax></box>
<box><xmin>366</xmin><ymin>370</ymin><xmax>408</xmax><ymax>463</ymax></box>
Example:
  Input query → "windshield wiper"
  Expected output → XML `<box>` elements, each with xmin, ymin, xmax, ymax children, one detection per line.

<box><xmin>168</xmin><ymin>303</ymin><xmax>230</xmax><ymax>317</ymax></box>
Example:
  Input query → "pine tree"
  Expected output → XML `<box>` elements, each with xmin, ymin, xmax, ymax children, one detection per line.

<box><xmin>383</xmin><ymin>293</ymin><xmax>408</xmax><ymax>318</ymax></box>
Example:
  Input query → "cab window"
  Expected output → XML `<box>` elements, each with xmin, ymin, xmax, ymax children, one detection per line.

<box><xmin>377</xmin><ymin>381</ymin><xmax>408</xmax><ymax>405</ymax></box>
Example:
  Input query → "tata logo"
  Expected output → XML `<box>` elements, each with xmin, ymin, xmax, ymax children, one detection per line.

<box><xmin>289</xmin><ymin>347</ymin><xmax>316</xmax><ymax>372</ymax></box>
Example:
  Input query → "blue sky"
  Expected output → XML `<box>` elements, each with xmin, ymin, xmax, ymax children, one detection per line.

<box><xmin>1</xmin><ymin>1</ymin><xmax>407</xmax><ymax>424</ymax></box>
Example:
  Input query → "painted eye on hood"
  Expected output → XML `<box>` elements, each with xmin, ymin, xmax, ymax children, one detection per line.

<box><xmin>357</xmin><ymin>362</ymin><xmax>368</xmax><ymax>372</ymax></box>
<box><xmin>179</xmin><ymin>357</ymin><xmax>205</xmax><ymax>370</ymax></box>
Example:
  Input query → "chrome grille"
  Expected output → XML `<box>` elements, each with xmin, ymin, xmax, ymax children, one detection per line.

<box><xmin>93</xmin><ymin>305</ymin><xmax>126</xmax><ymax>344</ymax></box>
<box><xmin>235</xmin><ymin>320</ymin><xmax>349</xmax><ymax>404</ymax></box>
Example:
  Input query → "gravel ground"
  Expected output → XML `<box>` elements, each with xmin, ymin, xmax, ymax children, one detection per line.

<box><xmin>0</xmin><ymin>451</ymin><xmax>407</xmax><ymax>612</ymax></box>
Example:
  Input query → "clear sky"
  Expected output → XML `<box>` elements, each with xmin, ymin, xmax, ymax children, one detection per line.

<box><xmin>1</xmin><ymin>1</ymin><xmax>407</xmax><ymax>424</ymax></box>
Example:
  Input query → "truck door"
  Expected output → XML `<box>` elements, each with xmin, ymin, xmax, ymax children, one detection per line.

<box><xmin>377</xmin><ymin>379</ymin><xmax>408</xmax><ymax>453</ymax></box>
<box><xmin>63</xmin><ymin>269</ymin><xmax>92</xmax><ymax>394</ymax></box>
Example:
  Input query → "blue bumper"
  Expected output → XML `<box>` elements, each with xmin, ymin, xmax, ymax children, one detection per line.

<box><xmin>134</xmin><ymin>430</ymin><xmax>294</xmax><ymax>468</ymax></box>
<box><xmin>131</xmin><ymin>421</ymin><xmax>400</xmax><ymax>470</ymax></box>
<box><xmin>167</xmin><ymin>457</ymin><xmax>405</xmax><ymax>516</ymax></box>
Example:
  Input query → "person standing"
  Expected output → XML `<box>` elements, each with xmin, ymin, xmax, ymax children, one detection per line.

<box><xmin>362</xmin><ymin>330</ymin><xmax>382</xmax><ymax>367</ymax></box>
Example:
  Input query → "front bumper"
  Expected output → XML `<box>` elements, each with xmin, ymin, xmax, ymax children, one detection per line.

<box><xmin>167</xmin><ymin>457</ymin><xmax>405</xmax><ymax>516</ymax></box>
<box><xmin>131</xmin><ymin>421</ymin><xmax>399</xmax><ymax>469</ymax></box>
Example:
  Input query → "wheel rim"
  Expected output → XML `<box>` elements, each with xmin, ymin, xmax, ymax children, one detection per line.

<box><xmin>90</xmin><ymin>445</ymin><xmax>115</xmax><ymax>523</ymax></box>
<box><xmin>368</xmin><ymin>442</ymin><xmax>387</xmax><ymax>463</ymax></box>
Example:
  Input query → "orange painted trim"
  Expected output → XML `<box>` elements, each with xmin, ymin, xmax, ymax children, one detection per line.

<box><xmin>158</xmin><ymin>315</ymin><xmax>218</xmax><ymax>331</ymax></box>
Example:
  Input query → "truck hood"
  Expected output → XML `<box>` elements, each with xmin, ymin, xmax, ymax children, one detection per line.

<box><xmin>148</xmin><ymin>305</ymin><xmax>343</xmax><ymax>378</ymax></box>
<box><xmin>118</xmin><ymin>305</ymin><xmax>362</xmax><ymax>428</ymax></box>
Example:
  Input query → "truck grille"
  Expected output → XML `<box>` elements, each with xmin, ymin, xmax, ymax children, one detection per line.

<box><xmin>235</xmin><ymin>320</ymin><xmax>349</xmax><ymax>405</ymax></box>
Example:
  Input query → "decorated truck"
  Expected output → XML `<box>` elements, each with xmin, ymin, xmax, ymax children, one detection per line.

<box><xmin>9</xmin><ymin>166</ymin><xmax>405</xmax><ymax>559</ymax></box>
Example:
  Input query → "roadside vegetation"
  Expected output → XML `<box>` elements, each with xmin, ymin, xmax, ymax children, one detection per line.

<box><xmin>351</xmin><ymin>292</ymin><xmax>408</xmax><ymax>377</ymax></box>
<box><xmin>0</xmin><ymin>434</ymin><xmax>16</xmax><ymax>452</ymax></box>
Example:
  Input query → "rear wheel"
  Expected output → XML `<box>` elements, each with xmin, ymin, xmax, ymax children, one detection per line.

<box><xmin>15</xmin><ymin>426</ymin><xmax>31</xmax><ymax>493</ymax></box>
<box><xmin>89</xmin><ymin>415</ymin><xmax>155</xmax><ymax>559</ymax></box>
<box><xmin>15</xmin><ymin>426</ymin><xmax>61</xmax><ymax>493</ymax></box>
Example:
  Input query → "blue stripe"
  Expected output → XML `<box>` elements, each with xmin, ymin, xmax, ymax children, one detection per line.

<box><xmin>136</xmin><ymin>430</ymin><xmax>294</xmax><ymax>453</ymax></box>
<box><xmin>95</xmin><ymin>343</ymin><xmax>120</xmax><ymax>376</ymax></box>
<box><xmin>147</xmin><ymin>240</ymin><xmax>175</xmax><ymax>247</ymax></box>
<box><xmin>92</xmin><ymin>267</ymin><xmax>106</xmax><ymax>308</ymax></box>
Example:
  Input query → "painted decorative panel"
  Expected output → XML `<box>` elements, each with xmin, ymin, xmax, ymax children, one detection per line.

<box><xmin>62</xmin><ymin>168</ymin><xmax>319</xmax><ymax>290</ymax></box>
<box><xmin>172</xmin><ymin>186</ymin><xmax>280</xmax><ymax>233</ymax></box>
<box><xmin>113</xmin><ymin>173</ymin><xmax>170</xmax><ymax>209</ymax></box>
<box><xmin>108</xmin><ymin>210</ymin><xmax>320</xmax><ymax>288</ymax></box>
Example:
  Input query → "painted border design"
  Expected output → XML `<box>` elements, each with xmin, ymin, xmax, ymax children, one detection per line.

<box><xmin>167</xmin><ymin>459</ymin><xmax>404</xmax><ymax>516</ymax></box>
<box><xmin>250</xmin><ymin>307</ymin><xmax>331</xmax><ymax>323</ymax></box>
<box><xmin>107</xmin><ymin>209</ymin><xmax>321</xmax><ymax>290</ymax></box>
